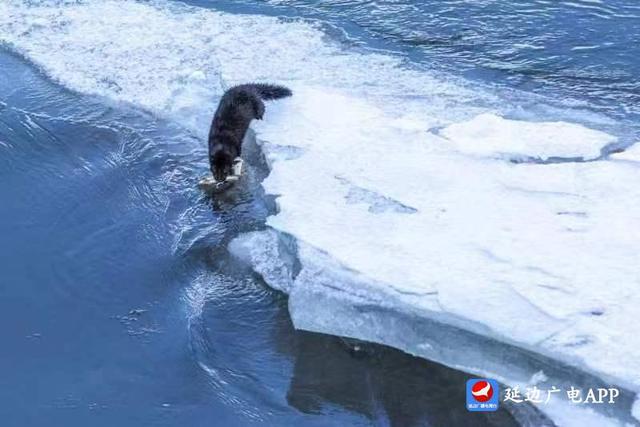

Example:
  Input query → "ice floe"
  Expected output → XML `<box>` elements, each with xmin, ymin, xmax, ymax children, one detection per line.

<box><xmin>250</xmin><ymin>86</ymin><xmax>640</xmax><ymax>397</ymax></box>
<box><xmin>1</xmin><ymin>0</ymin><xmax>637</xmax><ymax>424</ymax></box>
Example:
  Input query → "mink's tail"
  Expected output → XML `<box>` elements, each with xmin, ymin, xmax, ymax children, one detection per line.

<box><xmin>239</xmin><ymin>83</ymin><xmax>292</xmax><ymax>100</ymax></box>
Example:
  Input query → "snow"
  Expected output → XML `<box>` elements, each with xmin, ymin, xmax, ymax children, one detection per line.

<box><xmin>1</xmin><ymin>0</ymin><xmax>638</xmax><ymax>424</ymax></box>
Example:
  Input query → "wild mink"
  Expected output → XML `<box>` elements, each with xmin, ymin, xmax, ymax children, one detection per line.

<box><xmin>208</xmin><ymin>83</ymin><xmax>292</xmax><ymax>181</ymax></box>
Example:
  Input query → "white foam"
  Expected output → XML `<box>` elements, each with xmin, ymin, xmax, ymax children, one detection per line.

<box><xmin>441</xmin><ymin>113</ymin><xmax>614</xmax><ymax>160</ymax></box>
<box><xmin>2</xmin><ymin>1</ymin><xmax>636</xmax><ymax>424</ymax></box>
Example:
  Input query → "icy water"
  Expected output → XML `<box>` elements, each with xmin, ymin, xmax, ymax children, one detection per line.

<box><xmin>0</xmin><ymin>48</ymin><xmax>546</xmax><ymax>427</ymax></box>
<box><xmin>0</xmin><ymin>0</ymin><xmax>637</xmax><ymax>426</ymax></box>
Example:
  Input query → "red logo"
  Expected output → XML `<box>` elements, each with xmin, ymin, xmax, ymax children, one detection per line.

<box><xmin>471</xmin><ymin>380</ymin><xmax>494</xmax><ymax>402</ymax></box>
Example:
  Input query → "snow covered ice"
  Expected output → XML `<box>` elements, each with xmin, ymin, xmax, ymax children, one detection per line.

<box><xmin>2</xmin><ymin>0</ymin><xmax>639</xmax><ymax>424</ymax></box>
<box><xmin>245</xmin><ymin>89</ymin><xmax>640</xmax><ymax>423</ymax></box>
<box><xmin>249</xmin><ymin>85</ymin><xmax>640</xmax><ymax>393</ymax></box>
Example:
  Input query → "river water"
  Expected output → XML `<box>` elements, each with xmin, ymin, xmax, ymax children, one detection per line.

<box><xmin>1</xmin><ymin>0</ymin><xmax>637</xmax><ymax>425</ymax></box>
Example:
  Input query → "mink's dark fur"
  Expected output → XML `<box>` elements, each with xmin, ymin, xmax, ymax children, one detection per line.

<box><xmin>208</xmin><ymin>83</ymin><xmax>292</xmax><ymax>181</ymax></box>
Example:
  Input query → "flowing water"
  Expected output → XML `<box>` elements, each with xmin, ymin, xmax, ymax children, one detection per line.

<box><xmin>1</xmin><ymin>0</ymin><xmax>637</xmax><ymax>426</ymax></box>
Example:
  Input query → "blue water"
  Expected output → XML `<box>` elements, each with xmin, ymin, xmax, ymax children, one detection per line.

<box><xmin>0</xmin><ymin>0</ymin><xmax>636</xmax><ymax>426</ymax></box>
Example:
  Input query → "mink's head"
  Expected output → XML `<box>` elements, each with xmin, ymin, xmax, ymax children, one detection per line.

<box><xmin>211</xmin><ymin>147</ymin><xmax>235</xmax><ymax>182</ymax></box>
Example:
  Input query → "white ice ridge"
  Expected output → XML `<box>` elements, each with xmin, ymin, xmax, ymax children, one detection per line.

<box><xmin>441</xmin><ymin>113</ymin><xmax>614</xmax><ymax>161</ymax></box>
<box><xmin>611</xmin><ymin>143</ymin><xmax>640</xmax><ymax>162</ymax></box>
<box><xmin>2</xmin><ymin>0</ymin><xmax>638</xmax><ymax>424</ymax></box>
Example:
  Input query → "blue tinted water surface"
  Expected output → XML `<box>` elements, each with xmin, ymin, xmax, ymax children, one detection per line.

<box><xmin>1</xmin><ymin>0</ymin><xmax>637</xmax><ymax>426</ymax></box>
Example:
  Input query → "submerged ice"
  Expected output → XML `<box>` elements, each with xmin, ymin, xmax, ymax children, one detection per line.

<box><xmin>2</xmin><ymin>0</ymin><xmax>639</xmax><ymax>424</ymax></box>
